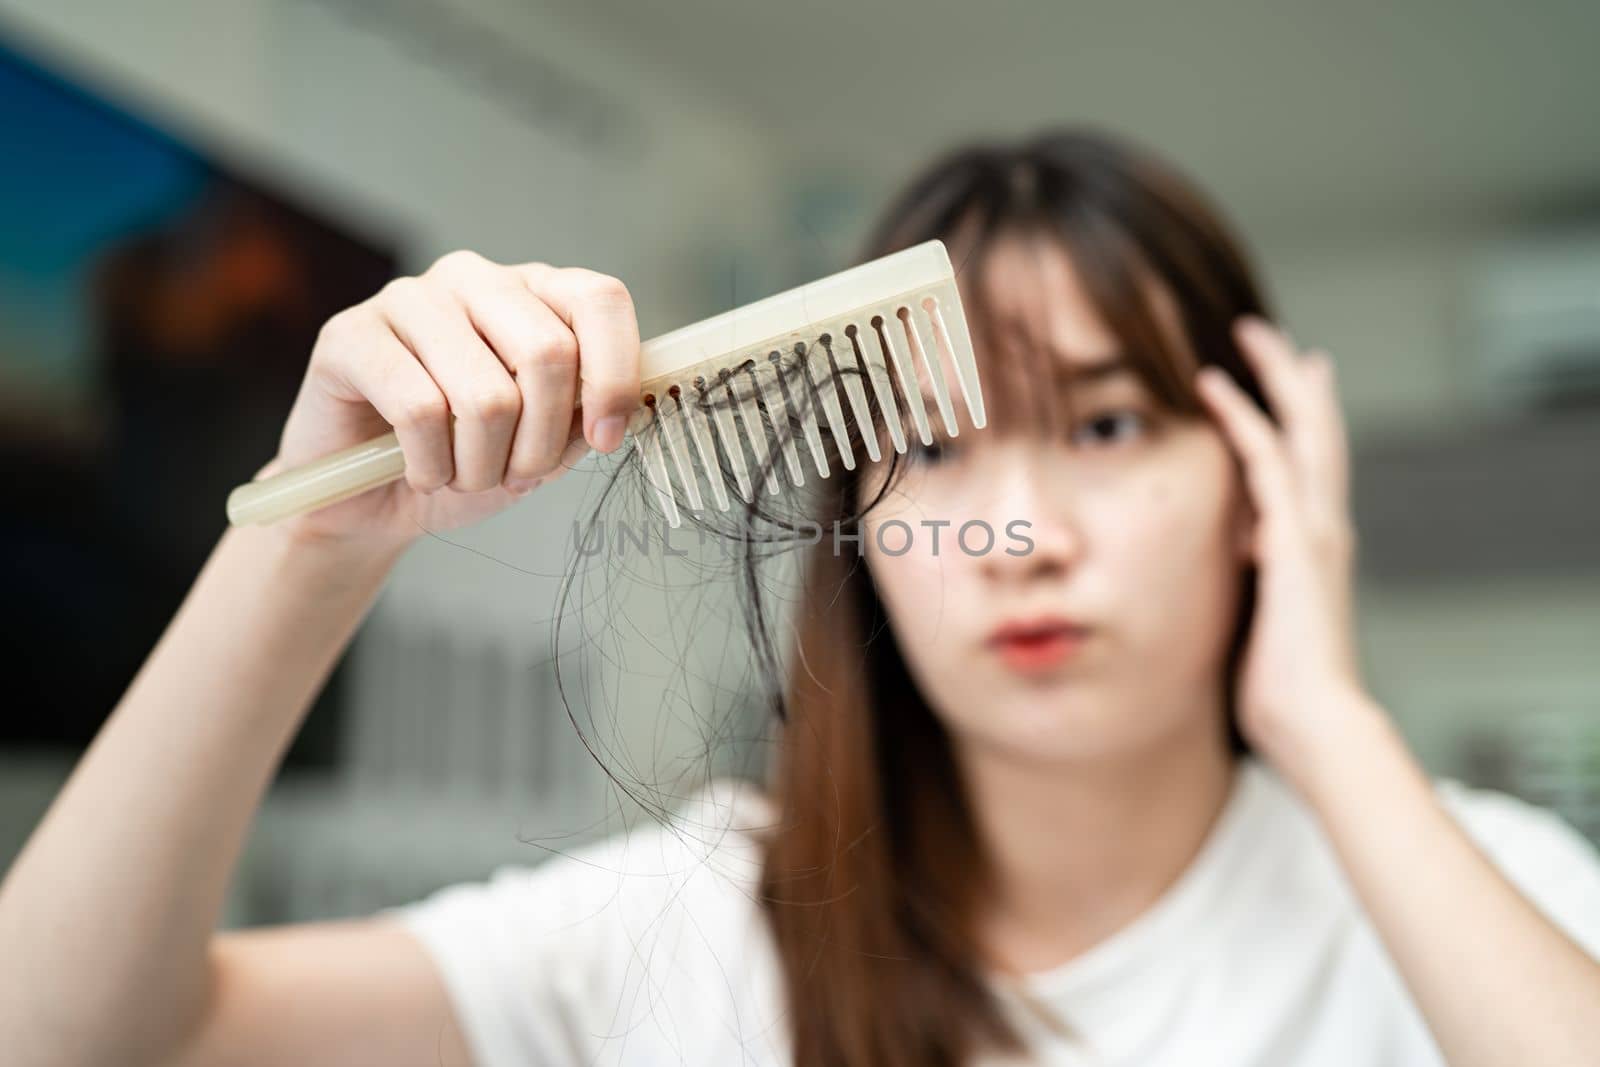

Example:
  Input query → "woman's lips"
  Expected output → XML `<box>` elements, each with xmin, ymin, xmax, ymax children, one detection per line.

<box><xmin>986</xmin><ymin>618</ymin><xmax>1089</xmax><ymax>674</ymax></box>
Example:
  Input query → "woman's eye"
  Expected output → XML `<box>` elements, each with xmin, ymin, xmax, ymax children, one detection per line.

<box><xmin>910</xmin><ymin>438</ymin><xmax>953</xmax><ymax>465</ymax></box>
<box><xmin>1069</xmin><ymin>410</ymin><xmax>1147</xmax><ymax>448</ymax></box>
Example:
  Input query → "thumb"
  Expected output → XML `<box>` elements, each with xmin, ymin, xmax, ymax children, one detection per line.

<box><xmin>252</xmin><ymin>456</ymin><xmax>287</xmax><ymax>481</ymax></box>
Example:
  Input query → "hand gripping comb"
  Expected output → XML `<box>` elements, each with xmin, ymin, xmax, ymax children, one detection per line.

<box><xmin>226</xmin><ymin>239</ymin><xmax>986</xmax><ymax>528</ymax></box>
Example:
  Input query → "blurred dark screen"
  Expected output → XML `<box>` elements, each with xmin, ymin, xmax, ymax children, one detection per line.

<box><xmin>0</xmin><ymin>36</ymin><xmax>398</xmax><ymax>764</ymax></box>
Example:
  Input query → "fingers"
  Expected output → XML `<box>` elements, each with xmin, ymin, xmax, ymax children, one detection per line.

<box><xmin>317</xmin><ymin>309</ymin><xmax>457</xmax><ymax>493</ymax></box>
<box><xmin>1298</xmin><ymin>349</ymin><xmax>1351</xmax><ymax>507</ymax></box>
<box><xmin>1233</xmin><ymin>316</ymin><xmax>1305</xmax><ymax>424</ymax></box>
<box><xmin>313</xmin><ymin>250</ymin><xmax>639</xmax><ymax>500</ymax></box>
<box><xmin>1231</xmin><ymin>316</ymin><xmax>1351</xmax><ymax>510</ymax></box>
<box><xmin>377</xmin><ymin>270</ymin><xmax>521</xmax><ymax>493</ymax></box>
<box><xmin>516</xmin><ymin>263</ymin><xmax>641</xmax><ymax>453</ymax></box>
<box><xmin>434</xmin><ymin>253</ymin><xmax>583</xmax><ymax>488</ymax></box>
<box><xmin>1196</xmin><ymin>364</ymin><xmax>1297</xmax><ymax>526</ymax></box>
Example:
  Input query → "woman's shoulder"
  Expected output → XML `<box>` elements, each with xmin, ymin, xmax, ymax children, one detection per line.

<box><xmin>1431</xmin><ymin>777</ymin><xmax>1600</xmax><ymax>935</ymax></box>
<box><xmin>1429</xmin><ymin>777</ymin><xmax>1600</xmax><ymax>964</ymax></box>
<box><xmin>394</xmin><ymin>776</ymin><xmax>774</xmax><ymax>935</ymax></box>
<box><xmin>1246</xmin><ymin>759</ymin><xmax>1600</xmax><ymax>958</ymax></box>
<box><xmin>668</xmin><ymin>774</ymin><xmax>780</xmax><ymax>839</ymax></box>
<box><xmin>1240</xmin><ymin>755</ymin><xmax>1599</xmax><ymax>868</ymax></box>
<box><xmin>1431</xmin><ymin>774</ymin><xmax>1595</xmax><ymax>856</ymax></box>
<box><xmin>389</xmin><ymin>778</ymin><xmax>785</xmax><ymax>1063</ymax></box>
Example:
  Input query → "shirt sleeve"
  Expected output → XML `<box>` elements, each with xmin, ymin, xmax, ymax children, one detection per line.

<box><xmin>1436</xmin><ymin>779</ymin><xmax>1600</xmax><ymax>960</ymax></box>
<box><xmin>384</xmin><ymin>821</ymin><xmax>677</xmax><ymax>1067</ymax></box>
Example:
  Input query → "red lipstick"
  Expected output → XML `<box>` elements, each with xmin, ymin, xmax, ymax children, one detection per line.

<box><xmin>986</xmin><ymin>616</ymin><xmax>1088</xmax><ymax>674</ymax></box>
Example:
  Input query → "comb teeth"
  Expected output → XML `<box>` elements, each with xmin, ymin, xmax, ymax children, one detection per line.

<box><xmin>632</xmin><ymin>285</ymin><xmax>985</xmax><ymax>527</ymax></box>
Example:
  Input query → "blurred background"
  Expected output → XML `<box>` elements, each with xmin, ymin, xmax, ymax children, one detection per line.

<box><xmin>2</xmin><ymin>0</ymin><xmax>1597</xmax><ymax>926</ymax></box>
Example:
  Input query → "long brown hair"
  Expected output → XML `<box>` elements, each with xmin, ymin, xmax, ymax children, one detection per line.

<box><xmin>751</xmin><ymin>128</ymin><xmax>1276</xmax><ymax>1066</ymax></box>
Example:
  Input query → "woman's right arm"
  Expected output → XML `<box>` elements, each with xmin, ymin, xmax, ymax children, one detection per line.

<box><xmin>0</xmin><ymin>522</ymin><xmax>461</xmax><ymax>1067</ymax></box>
<box><xmin>0</xmin><ymin>250</ymin><xmax>645</xmax><ymax>1067</ymax></box>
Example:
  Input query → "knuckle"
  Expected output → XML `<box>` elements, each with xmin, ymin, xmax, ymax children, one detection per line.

<box><xmin>379</xmin><ymin>275</ymin><xmax>424</xmax><ymax>306</ymax></box>
<box><xmin>429</xmin><ymin>248</ymin><xmax>483</xmax><ymax>277</ymax></box>
<box><xmin>315</xmin><ymin>306</ymin><xmax>363</xmax><ymax>349</ymax></box>
<box><xmin>407</xmin><ymin>469</ymin><xmax>448</xmax><ymax>493</ymax></box>
<box><xmin>467</xmin><ymin>382</ymin><xmax>522</xmax><ymax>422</ymax></box>
<box><xmin>514</xmin><ymin>261</ymin><xmax>553</xmax><ymax>287</ymax></box>
<box><xmin>524</xmin><ymin>433</ymin><xmax>571</xmax><ymax>478</ymax></box>
<box><xmin>571</xmin><ymin>269</ymin><xmax>633</xmax><ymax>307</ymax></box>
<box><xmin>506</xmin><ymin>455</ymin><xmax>556</xmax><ymax>483</ymax></box>
<box><xmin>399</xmin><ymin>394</ymin><xmax>449</xmax><ymax>431</ymax></box>
<box><xmin>528</xmin><ymin>327</ymin><xmax>579</xmax><ymax>370</ymax></box>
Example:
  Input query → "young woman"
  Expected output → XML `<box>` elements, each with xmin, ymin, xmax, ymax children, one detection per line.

<box><xmin>2</xmin><ymin>130</ymin><xmax>1598</xmax><ymax>1067</ymax></box>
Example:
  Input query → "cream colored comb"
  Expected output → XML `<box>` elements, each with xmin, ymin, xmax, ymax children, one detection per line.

<box><xmin>226</xmin><ymin>239</ymin><xmax>985</xmax><ymax>528</ymax></box>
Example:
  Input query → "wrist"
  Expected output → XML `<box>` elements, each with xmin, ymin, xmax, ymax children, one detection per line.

<box><xmin>277</xmin><ymin>508</ymin><xmax>417</xmax><ymax>569</ymax></box>
<box><xmin>227</xmin><ymin>519</ymin><xmax>409</xmax><ymax>595</ymax></box>
<box><xmin>243</xmin><ymin>453</ymin><xmax>422</xmax><ymax>566</ymax></box>
<box><xmin>1258</xmin><ymin>687</ymin><xmax>1400</xmax><ymax>800</ymax></box>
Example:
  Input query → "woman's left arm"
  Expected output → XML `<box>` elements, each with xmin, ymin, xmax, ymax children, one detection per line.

<box><xmin>1196</xmin><ymin>317</ymin><xmax>1600</xmax><ymax>1067</ymax></box>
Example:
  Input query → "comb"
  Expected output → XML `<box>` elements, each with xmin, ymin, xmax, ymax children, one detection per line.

<box><xmin>225</xmin><ymin>239</ymin><xmax>984</xmax><ymax>528</ymax></box>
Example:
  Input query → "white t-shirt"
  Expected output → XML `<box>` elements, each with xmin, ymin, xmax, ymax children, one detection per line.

<box><xmin>391</xmin><ymin>758</ymin><xmax>1600</xmax><ymax>1066</ymax></box>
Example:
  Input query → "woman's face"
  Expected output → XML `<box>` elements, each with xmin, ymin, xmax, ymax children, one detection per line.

<box><xmin>860</xmin><ymin>232</ymin><xmax>1249</xmax><ymax>769</ymax></box>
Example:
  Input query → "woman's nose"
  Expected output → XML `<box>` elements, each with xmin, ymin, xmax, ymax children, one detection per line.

<box><xmin>974</xmin><ymin>445</ymin><xmax>1083</xmax><ymax>581</ymax></box>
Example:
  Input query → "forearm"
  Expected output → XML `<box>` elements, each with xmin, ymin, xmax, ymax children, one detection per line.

<box><xmin>1291</xmin><ymin>696</ymin><xmax>1600</xmax><ymax>1067</ymax></box>
<box><xmin>0</xmin><ymin>521</ymin><xmax>405</xmax><ymax>1067</ymax></box>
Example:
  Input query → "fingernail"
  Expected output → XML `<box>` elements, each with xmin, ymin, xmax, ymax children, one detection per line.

<box><xmin>592</xmin><ymin>415</ymin><xmax>626</xmax><ymax>453</ymax></box>
<box><xmin>505</xmin><ymin>478</ymin><xmax>539</xmax><ymax>496</ymax></box>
